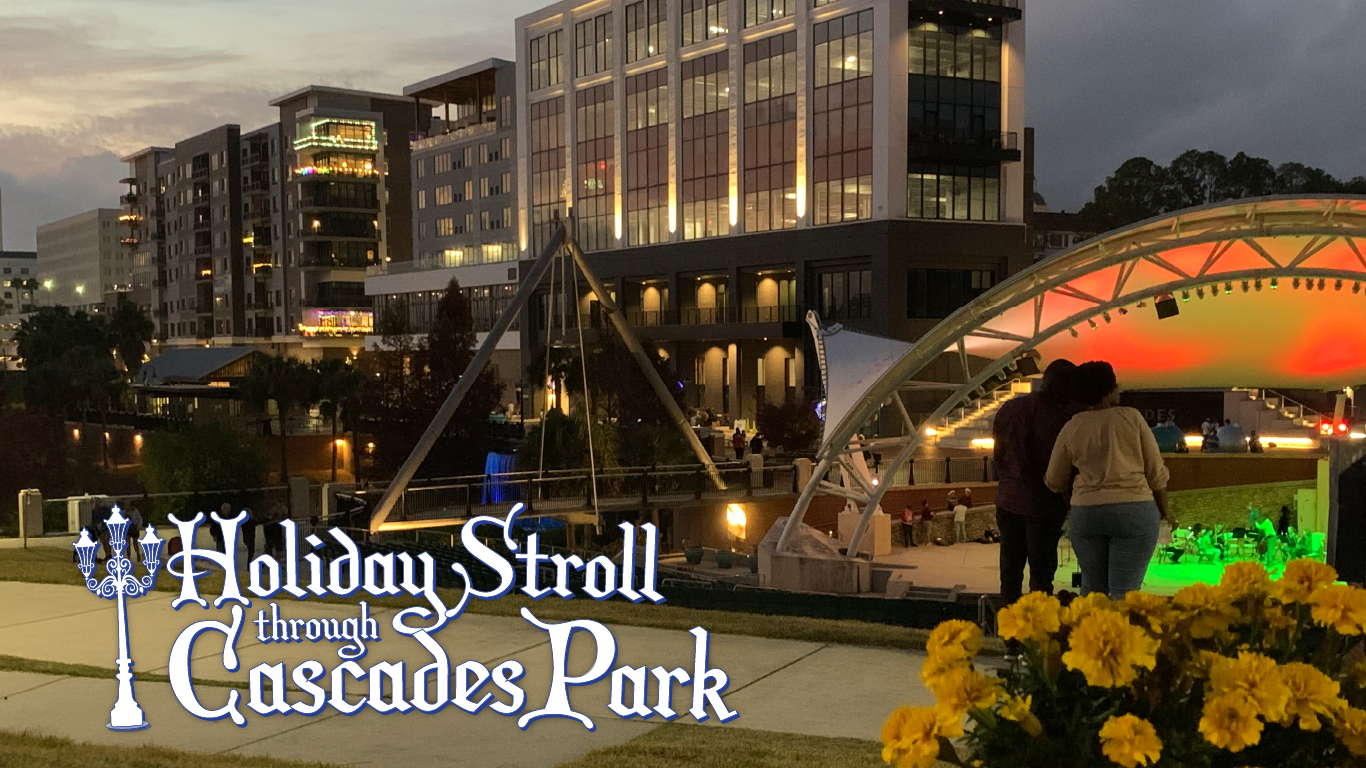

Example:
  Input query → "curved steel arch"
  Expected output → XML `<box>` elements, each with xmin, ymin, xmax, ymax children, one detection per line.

<box><xmin>779</xmin><ymin>196</ymin><xmax>1366</xmax><ymax>554</ymax></box>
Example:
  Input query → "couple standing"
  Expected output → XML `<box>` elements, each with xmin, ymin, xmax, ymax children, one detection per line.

<box><xmin>994</xmin><ymin>360</ymin><xmax>1172</xmax><ymax>603</ymax></box>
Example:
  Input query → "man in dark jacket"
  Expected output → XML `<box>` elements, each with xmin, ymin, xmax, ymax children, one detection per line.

<box><xmin>992</xmin><ymin>359</ymin><xmax>1076</xmax><ymax>605</ymax></box>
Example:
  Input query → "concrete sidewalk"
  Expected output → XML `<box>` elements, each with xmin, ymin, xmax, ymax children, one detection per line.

<box><xmin>0</xmin><ymin>581</ymin><xmax>936</xmax><ymax>767</ymax></box>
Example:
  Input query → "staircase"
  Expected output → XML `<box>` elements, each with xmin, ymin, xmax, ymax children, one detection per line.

<box><xmin>931</xmin><ymin>380</ymin><xmax>1033</xmax><ymax>449</ymax></box>
<box><xmin>1229</xmin><ymin>388</ymin><xmax>1324</xmax><ymax>435</ymax></box>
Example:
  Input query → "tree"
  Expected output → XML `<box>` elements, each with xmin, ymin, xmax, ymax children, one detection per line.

<box><xmin>757</xmin><ymin>394</ymin><xmax>822</xmax><ymax>454</ymax></box>
<box><xmin>1077</xmin><ymin>157</ymin><xmax>1181</xmax><ymax>232</ymax></box>
<box><xmin>314</xmin><ymin>358</ymin><xmax>363</xmax><ymax>482</ymax></box>
<box><xmin>426</xmin><ymin>277</ymin><xmax>503</xmax><ymax>415</ymax></box>
<box><xmin>1167</xmin><ymin>150</ymin><xmax>1228</xmax><ymax>209</ymax></box>
<box><xmin>515</xmin><ymin>410</ymin><xmax>618</xmax><ymax>472</ymax></box>
<box><xmin>240</xmin><ymin>355</ymin><xmax>319</xmax><ymax>490</ymax></box>
<box><xmin>16</xmin><ymin>306</ymin><xmax>109</xmax><ymax>415</ymax></box>
<box><xmin>107</xmin><ymin>297</ymin><xmax>154</xmax><ymax>377</ymax></box>
<box><xmin>140</xmin><ymin>421</ymin><xmax>268</xmax><ymax>525</ymax></box>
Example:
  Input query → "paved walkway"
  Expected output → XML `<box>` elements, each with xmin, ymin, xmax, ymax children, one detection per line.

<box><xmin>0</xmin><ymin>580</ymin><xmax>937</xmax><ymax>767</ymax></box>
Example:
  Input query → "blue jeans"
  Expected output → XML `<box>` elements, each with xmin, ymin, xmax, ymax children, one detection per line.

<box><xmin>1068</xmin><ymin>501</ymin><xmax>1160</xmax><ymax>599</ymax></box>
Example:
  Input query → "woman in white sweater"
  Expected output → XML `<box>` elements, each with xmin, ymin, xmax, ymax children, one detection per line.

<box><xmin>1045</xmin><ymin>361</ymin><xmax>1173</xmax><ymax>598</ymax></box>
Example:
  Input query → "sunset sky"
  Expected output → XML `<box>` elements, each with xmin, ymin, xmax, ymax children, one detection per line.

<box><xmin>2</xmin><ymin>0</ymin><xmax>1364</xmax><ymax>248</ymax></box>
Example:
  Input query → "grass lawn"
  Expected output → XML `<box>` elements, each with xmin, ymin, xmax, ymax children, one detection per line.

<box><xmin>0</xmin><ymin>545</ymin><xmax>1000</xmax><ymax>654</ymax></box>
<box><xmin>556</xmin><ymin>724</ymin><xmax>886</xmax><ymax>768</ymax></box>
<box><xmin>0</xmin><ymin>730</ymin><xmax>347</xmax><ymax>768</ymax></box>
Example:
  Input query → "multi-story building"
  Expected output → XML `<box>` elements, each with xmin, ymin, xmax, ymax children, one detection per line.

<box><xmin>271</xmin><ymin>86</ymin><xmax>427</xmax><ymax>360</ymax></box>
<box><xmin>515</xmin><ymin>0</ymin><xmax>1029</xmax><ymax>423</ymax></box>
<box><xmin>1</xmin><ymin>250</ymin><xmax>38</xmax><ymax>315</ymax></box>
<box><xmin>35</xmin><ymin>208</ymin><xmax>122</xmax><ymax>314</ymax></box>
<box><xmin>119</xmin><ymin>146</ymin><xmax>174</xmax><ymax>333</ymax></box>
<box><xmin>365</xmin><ymin>60</ymin><xmax>523</xmax><ymax>401</ymax></box>
<box><xmin>157</xmin><ymin>125</ymin><xmax>280</xmax><ymax>346</ymax></box>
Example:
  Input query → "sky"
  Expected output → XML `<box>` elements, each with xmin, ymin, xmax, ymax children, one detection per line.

<box><xmin>1</xmin><ymin>0</ymin><xmax>1364</xmax><ymax>249</ymax></box>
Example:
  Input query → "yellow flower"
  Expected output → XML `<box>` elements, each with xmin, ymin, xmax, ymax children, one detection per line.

<box><xmin>1174</xmin><ymin>582</ymin><xmax>1239</xmax><ymax>638</ymax></box>
<box><xmin>1207</xmin><ymin>652</ymin><xmax>1288</xmax><ymax>721</ymax></box>
<box><xmin>1122</xmin><ymin>592</ymin><xmax>1178</xmax><ymax>634</ymax></box>
<box><xmin>1273</xmin><ymin>559</ymin><xmax>1337</xmax><ymax>603</ymax></box>
<box><xmin>1347</xmin><ymin>661</ymin><xmax>1366</xmax><ymax>689</ymax></box>
<box><xmin>1061</xmin><ymin>609</ymin><xmax>1159</xmax><ymax>688</ymax></box>
<box><xmin>1064</xmin><ymin>592</ymin><xmax>1114</xmax><ymax>626</ymax></box>
<box><xmin>1199</xmin><ymin>691</ymin><xmax>1265</xmax><ymax>752</ymax></box>
<box><xmin>928</xmin><ymin>665</ymin><xmax>1001</xmax><ymax>715</ymax></box>
<box><xmin>1309</xmin><ymin>584</ymin><xmax>1366</xmax><ymax>635</ymax></box>
<box><xmin>1098</xmin><ymin>714</ymin><xmax>1162</xmax><ymax>768</ymax></box>
<box><xmin>926</xmin><ymin>619</ymin><xmax>982</xmax><ymax>663</ymax></box>
<box><xmin>997</xmin><ymin>592</ymin><xmax>1062</xmax><ymax>643</ymax></box>
<box><xmin>1336</xmin><ymin>707</ymin><xmax>1366</xmax><ymax>758</ymax></box>
<box><xmin>920</xmin><ymin>652</ymin><xmax>968</xmax><ymax>689</ymax></box>
<box><xmin>1277</xmin><ymin>661</ymin><xmax>1343</xmax><ymax>731</ymax></box>
<box><xmin>1220</xmin><ymin>561</ymin><xmax>1271</xmax><ymax>600</ymax></box>
<box><xmin>1260</xmin><ymin>603</ymin><xmax>1297</xmax><ymax>633</ymax></box>
<box><xmin>999</xmin><ymin>695</ymin><xmax>1042</xmax><ymax>737</ymax></box>
<box><xmin>881</xmin><ymin>706</ymin><xmax>956</xmax><ymax>768</ymax></box>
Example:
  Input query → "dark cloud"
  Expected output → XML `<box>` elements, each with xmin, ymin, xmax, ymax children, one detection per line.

<box><xmin>0</xmin><ymin>152</ymin><xmax>125</xmax><ymax>250</ymax></box>
<box><xmin>1030</xmin><ymin>0</ymin><xmax>1366</xmax><ymax>211</ymax></box>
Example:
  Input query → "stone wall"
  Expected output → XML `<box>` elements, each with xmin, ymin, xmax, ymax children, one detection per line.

<box><xmin>1166</xmin><ymin>480</ymin><xmax>1311</xmax><ymax>529</ymax></box>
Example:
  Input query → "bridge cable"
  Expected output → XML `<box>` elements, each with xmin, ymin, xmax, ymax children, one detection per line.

<box><xmin>569</xmin><ymin>255</ymin><xmax>601</xmax><ymax>529</ymax></box>
<box><xmin>537</xmin><ymin>248</ymin><xmax>559</xmax><ymax>479</ymax></box>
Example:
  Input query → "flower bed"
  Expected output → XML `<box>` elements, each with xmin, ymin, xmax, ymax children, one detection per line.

<box><xmin>882</xmin><ymin>559</ymin><xmax>1366</xmax><ymax>767</ymax></box>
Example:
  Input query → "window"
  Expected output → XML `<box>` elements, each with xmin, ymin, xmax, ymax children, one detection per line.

<box><xmin>418</xmin><ymin>190</ymin><xmax>428</xmax><ymax>210</ymax></box>
<box><xmin>812</xmin><ymin>10</ymin><xmax>874</xmax><ymax>225</ymax></box>
<box><xmin>416</xmin><ymin>159</ymin><xmax>426</xmax><ymax>179</ymax></box>
<box><xmin>681</xmin><ymin>0</ymin><xmax>727</xmax><ymax>47</ymax></box>
<box><xmin>465</xmin><ymin>213</ymin><xmax>474</xmax><ymax>233</ymax></box>
<box><xmin>909</xmin><ymin>22</ymin><xmax>1001</xmax><ymax>82</ymax></box>
<box><xmin>681</xmin><ymin>52</ymin><xmax>730</xmax><ymax>240</ymax></box>
<box><xmin>464</xmin><ymin>180</ymin><xmax>474</xmax><ymax>201</ymax></box>
<box><xmin>529</xmin><ymin>30</ymin><xmax>564</xmax><ymax>91</ymax></box>
<box><xmin>501</xmin><ymin>172</ymin><xmax>512</xmax><ymax>193</ymax></box>
<box><xmin>437</xmin><ymin>218</ymin><xmax>454</xmax><ymax>237</ymax></box>
<box><xmin>531</xmin><ymin>98</ymin><xmax>567</xmax><ymax>252</ymax></box>
<box><xmin>626</xmin><ymin>0</ymin><xmax>667</xmax><ymax>62</ymax></box>
<box><xmin>575</xmin><ymin>12</ymin><xmax>613</xmax><ymax>78</ymax></box>
<box><xmin>745</xmin><ymin>0</ymin><xmax>792</xmax><ymax>27</ymax></box>
<box><xmin>576</xmin><ymin>84</ymin><xmax>615</xmax><ymax>251</ymax></box>
<box><xmin>819</xmin><ymin>268</ymin><xmax>873</xmax><ymax>320</ymax></box>
<box><xmin>501</xmin><ymin>96</ymin><xmax>513</xmax><ymax>127</ymax></box>
<box><xmin>481</xmin><ymin>176</ymin><xmax>504</xmax><ymax>197</ymax></box>
<box><xmin>743</xmin><ymin>32</ymin><xmax>797</xmax><ymax>232</ymax></box>
<box><xmin>501</xmin><ymin>138</ymin><xmax>512</xmax><ymax>158</ymax></box>
<box><xmin>435</xmin><ymin>185</ymin><xmax>453</xmax><ymax>205</ymax></box>
<box><xmin>907</xmin><ymin>269</ymin><xmax>993</xmax><ymax>319</ymax></box>
<box><xmin>625</xmin><ymin>69</ymin><xmax>669</xmax><ymax>246</ymax></box>
<box><xmin>435</xmin><ymin>153</ymin><xmax>453</xmax><ymax>173</ymax></box>
<box><xmin>481</xmin><ymin>142</ymin><xmax>503</xmax><ymax>163</ymax></box>
<box><xmin>908</xmin><ymin>165</ymin><xmax>1000</xmax><ymax>221</ymax></box>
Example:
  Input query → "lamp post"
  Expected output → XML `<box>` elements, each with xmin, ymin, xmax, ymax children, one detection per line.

<box><xmin>73</xmin><ymin>506</ymin><xmax>163</xmax><ymax>730</ymax></box>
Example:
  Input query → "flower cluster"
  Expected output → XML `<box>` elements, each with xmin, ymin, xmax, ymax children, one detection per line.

<box><xmin>881</xmin><ymin>559</ymin><xmax>1366</xmax><ymax>768</ymax></box>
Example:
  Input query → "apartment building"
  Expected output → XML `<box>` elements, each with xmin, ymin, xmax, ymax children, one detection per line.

<box><xmin>35</xmin><ymin>209</ymin><xmax>122</xmax><ymax>315</ymax></box>
<box><xmin>365</xmin><ymin>59</ymin><xmax>523</xmax><ymax>398</ymax></box>
<box><xmin>271</xmin><ymin>86</ymin><xmax>427</xmax><ymax>360</ymax></box>
<box><xmin>515</xmin><ymin>0</ymin><xmax>1029</xmax><ymax>423</ymax></box>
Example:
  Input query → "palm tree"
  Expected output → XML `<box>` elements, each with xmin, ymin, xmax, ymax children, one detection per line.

<box><xmin>106</xmin><ymin>297</ymin><xmax>154</xmax><ymax>378</ymax></box>
<box><xmin>314</xmin><ymin>359</ymin><xmax>363</xmax><ymax>482</ymax></box>
<box><xmin>240</xmin><ymin>356</ymin><xmax>319</xmax><ymax>496</ymax></box>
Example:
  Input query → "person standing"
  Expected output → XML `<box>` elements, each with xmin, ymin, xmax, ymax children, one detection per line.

<box><xmin>953</xmin><ymin>501</ymin><xmax>969</xmax><ymax>543</ymax></box>
<box><xmin>961</xmin><ymin>487</ymin><xmax>973</xmax><ymax>509</ymax></box>
<box><xmin>901</xmin><ymin>502</ymin><xmax>917</xmax><ymax>548</ymax></box>
<box><xmin>732</xmin><ymin>428</ymin><xmax>746</xmax><ymax>460</ymax></box>
<box><xmin>992</xmin><ymin>359</ymin><xmax>1077</xmax><ymax>605</ymax></box>
<box><xmin>126</xmin><ymin>505</ymin><xmax>144</xmax><ymax>564</ymax></box>
<box><xmin>1045</xmin><ymin>361</ymin><xmax>1172</xmax><ymax>599</ymax></box>
<box><xmin>918</xmin><ymin>499</ymin><xmax>935</xmax><ymax>546</ymax></box>
<box><xmin>1249</xmin><ymin>430</ymin><xmax>1264</xmax><ymax>453</ymax></box>
<box><xmin>749</xmin><ymin>432</ymin><xmax>764</xmax><ymax>458</ymax></box>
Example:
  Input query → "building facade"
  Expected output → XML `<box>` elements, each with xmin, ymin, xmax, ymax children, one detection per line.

<box><xmin>365</xmin><ymin>60</ymin><xmax>523</xmax><ymax>403</ymax></box>
<box><xmin>0</xmin><ymin>250</ymin><xmax>38</xmax><ymax>316</ymax></box>
<box><xmin>271</xmin><ymin>86</ymin><xmax>427</xmax><ymax>360</ymax></box>
<box><xmin>119</xmin><ymin>147</ymin><xmax>174</xmax><ymax>329</ymax></box>
<box><xmin>35</xmin><ymin>209</ymin><xmax>122</xmax><ymax>314</ymax></box>
<box><xmin>514</xmin><ymin>0</ymin><xmax>1029</xmax><ymax>423</ymax></box>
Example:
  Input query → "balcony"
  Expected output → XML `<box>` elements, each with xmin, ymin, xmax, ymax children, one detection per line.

<box><xmin>192</xmin><ymin>216</ymin><xmax>211</xmax><ymax>231</ymax></box>
<box><xmin>907</xmin><ymin>128</ymin><xmax>1021</xmax><ymax>165</ymax></box>
<box><xmin>307</xmin><ymin>281</ymin><xmax>370</xmax><ymax>309</ymax></box>
<box><xmin>119</xmin><ymin>237</ymin><xmax>140</xmax><ymax>247</ymax></box>
<box><xmin>294</xmin><ymin>164</ymin><xmax>379</xmax><ymax>180</ymax></box>
<box><xmin>681</xmin><ymin>307</ymin><xmax>727</xmax><ymax>325</ymax></box>
<box><xmin>908</xmin><ymin>0</ymin><xmax>1021</xmax><ymax>24</ymax></box>
<box><xmin>737</xmin><ymin>304</ymin><xmax>798</xmax><ymax>323</ymax></box>
<box><xmin>625</xmin><ymin>309</ymin><xmax>664</xmax><ymax>327</ymax></box>
<box><xmin>411</xmin><ymin>121</ymin><xmax>497</xmax><ymax>152</ymax></box>
<box><xmin>119</xmin><ymin>193</ymin><xmax>139</xmax><ymax>206</ymax></box>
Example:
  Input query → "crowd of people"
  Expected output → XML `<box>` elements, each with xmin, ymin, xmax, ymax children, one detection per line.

<box><xmin>993</xmin><ymin>359</ymin><xmax>1173</xmax><ymax>608</ymax></box>
<box><xmin>899</xmin><ymin>488</ymin><xmax>991</xmax><ymax>547</ymax></box>
<box><xmin>77</xmin><ymin>501</ymin><xmax>294</xmax><ymax>568</ymax></box>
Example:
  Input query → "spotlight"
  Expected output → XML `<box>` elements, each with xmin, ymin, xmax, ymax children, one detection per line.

<box><xmin>1293</xmin><ymin>278</ymin><xmax>1301</xmax><ymax>289</ymax></box>
<box><xmin>1255</xmin><ymin>279</ymin><xmax>1263</xmax><ymax>292</ymax></box>
<box><xmin>1271</xmin><ymin>278</ymin><xmax>1279</xmax><ymax>290</ymax></box>
<box><xmin>1319</xmin><ymin>279</ymin><xmax>1326</xmax><ymax>290</ymax></box>
<box><xmin>1154</xmin><ymin>294</ymin><xmax>1179</xmax><ymax>319</ymax></box>
<box><xmin>1224</xmin><ymin>282</ymin><xmax>1233</xmax><ymax>295</ymax></box>
<box><xmin>1355</xmin><ymin>283</ymin><xmax>1361</xmax><ymax>294</ymax></box>
<box><xmin>1336</xmin><ymin>279</ymin><xmax>1343</xmax><ymax>291</ymax></box>
<box><xmin>1137</xmin><ymin>301</ymin><xmax>1148</xmax><ymax>308</ymax></box>
<box><xmin>1102</xmin><ymin>312</ymin><xmax>1112</xmax><ymax>323</ymax></box>
<box><xmin>1181</xmin><ymin>290</ymin><xmax>1191</xmax><ymax>302</ymax></box>
<box><xmin>1241</xmin><ymin>281</ymin><xmax>1249</xmax><ymax>293</ymax></box>
<box><xmin>1195</xmin><ymin>287</ymin><xmax>1204</xmax><ymax>300</ymax></box>
<box><xmin>1088</xmin><ymin>318</ymin><xmax>1098</xmax><ymax>330</ymax></box>
<box><xmin>1118</xmin><ymin>307</ymin><xmax>1129</xmax><ymax>315</ymax></box>
<box><xmin>1069</xmin><ymin>327</ymin><xmax>1079</xmax><ymax>338</ymax></box>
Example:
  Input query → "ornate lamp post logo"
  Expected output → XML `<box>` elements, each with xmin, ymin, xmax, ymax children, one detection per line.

<box><xmin>73</xmin><ymin>506</ymin><xmax>164</xmax><ymax>731</ymax></box>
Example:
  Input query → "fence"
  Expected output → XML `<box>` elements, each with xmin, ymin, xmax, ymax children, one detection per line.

<box><xmin>37</xmin><ymin>485</ymin><xmax>317</xmax><ymax>535</ymax></box>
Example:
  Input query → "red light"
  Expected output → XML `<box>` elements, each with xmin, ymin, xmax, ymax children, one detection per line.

<box><xmin>1320</xmin><ymin>420</ymin><xmax>1335</xmax><ymax>436</ymax></box>
<box><xmin>1340</xmin><ymin>422</ymin><xmax>1350</xmax><ymax>433</ymax></box>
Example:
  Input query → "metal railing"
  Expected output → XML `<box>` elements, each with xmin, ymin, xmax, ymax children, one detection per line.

<box><xmin>411</xmin><ymin>121</ymin><xmax>498</xmax><ymax>151</ymax></box>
